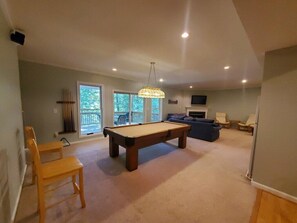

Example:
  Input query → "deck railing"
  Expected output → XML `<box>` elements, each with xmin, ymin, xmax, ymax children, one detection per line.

<box><xmin>80</xmin><ymin>109</ymin><xmax>101</xmax><ymax>135</ymax></box>
<box><xmin>114</xmin><ymin>111</ymin><xmax>144</xmax><ymax>125</ymax></box>
<box><xmin>80</xmin><ymin>109</ymin><xmax>101</xmax><ymax>125</ymax></box>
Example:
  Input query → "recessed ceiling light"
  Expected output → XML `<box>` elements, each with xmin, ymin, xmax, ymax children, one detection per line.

<box><xmin>189</xmin><ymin>86</ymin><xmax>193</xmax><ymax>88</ymax></box>
<box><xmin>159</xmin><ymin>78</ymin><xmax>164</xmax><ymax>82</ymax></box>
<box><xmin>242</xmin><ymin>79</ymin><xmax>247</xmax><ymax>83</ymax></box>
<box><xmin>181</xmin><ymin>32</ymin><xmax>189</xmax><ymax>39</ymax></box>
<box><xmin>224</xmin><ymin>66</ymin><xmax>230</xmax><ymax>70</ymax></box>
<box><xmin>112</xmin><ymin>68</ymin><xmax>117</xmax><ymax>71</ymax></box>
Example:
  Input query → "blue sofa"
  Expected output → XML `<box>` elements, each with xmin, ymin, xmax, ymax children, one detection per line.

<box><xmin>167</xmin><ymin>114</ymin><xmax>221</xmax><ymax>142</ymax></box>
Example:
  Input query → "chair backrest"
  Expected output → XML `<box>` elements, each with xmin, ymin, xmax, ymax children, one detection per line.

<box><xmin>117</xmin><ymin>115</ymin><xmax>126</xmax><ymax>125</ymax></box>
<box><xmin>246</xmin><ymin>114</ymin><xmax>256</xmax><ymax>126</ymax></box>
<box><xmin>27</xmin><ymin>138</ymin><xmax>43</xmax><ymax>180</ymax></box>
<box><xmin>25</xmin><ymin>126</ymin><xmax>37</xmax><ymax>147</ymax></box>
<box><xmin>216</xmin><ymin>112</ymin><xmax>227</xmax><ymax>123</ymax></box>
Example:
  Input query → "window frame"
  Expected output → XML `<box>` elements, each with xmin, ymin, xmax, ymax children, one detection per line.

<box><xmin>113</xmin><ymin>90</ymin><xmax>146</xmax><ymax>126</ymax></box>
<box><xmin>150</xmin><ymin>98</ymin><xmax>162</xmax><ymax>122</ymax></box>
<box><xmin>77</xmin><ymin>81</ymin><xmax>104</xmax><ymax>138</ymax></box>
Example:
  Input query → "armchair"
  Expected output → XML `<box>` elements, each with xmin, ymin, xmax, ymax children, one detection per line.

<box><xmin>238</xmin><ymin>114</ymin><xmax>256</xmax><ymax>131</ymax></box>
<box><xmin>215</xmin><ymin>112</ymin><xmax>230</xmax><ymax>128</ymax></box>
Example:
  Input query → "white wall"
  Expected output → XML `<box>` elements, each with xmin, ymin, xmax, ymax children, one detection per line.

<box><xmin>0</xmin><ymin>7</ymin><xmax>25</xmax><ymax>223</ymax></box>
<box><xmin>252</xmin><ymin>46</ymin><xmax>297</xmax><ymax>197</ymax></box>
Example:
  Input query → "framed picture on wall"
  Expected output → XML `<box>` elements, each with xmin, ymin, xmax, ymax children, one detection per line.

<box><xmin>168</xmin><ymin>99</ymin><xmax>178</xmax><ymax>104</ymax></box>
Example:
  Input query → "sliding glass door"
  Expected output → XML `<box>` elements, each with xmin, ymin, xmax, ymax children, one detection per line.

<box><xmin>131</xmin><ymin>94</ymin><xmax>144</xmax><ymax>123</ymax></box>
<box><xmin>113</xmin><ymin>92</ymin><xmax>130</xmax><ymax>125</ymax></box>
<box><xmin>151</xmin><ymin>98</ymin><xmax>161</xmax><ymax>122</ymax></box>
<box><xmin>113</xmin><ymin>92</ymin><xmax>144</xmax><ymax>126</ymax></box>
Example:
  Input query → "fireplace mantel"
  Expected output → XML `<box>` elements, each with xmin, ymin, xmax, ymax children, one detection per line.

<box><xmin>186</xmin><ymin>106</ymin><xmax>208</xmax><ymax>118</ymax></box>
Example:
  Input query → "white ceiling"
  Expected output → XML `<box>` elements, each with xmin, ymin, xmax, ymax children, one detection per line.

<box><xmin>2</xmin><ymin>0</ymin><xmax>297</xmax><ymax>90</ymax></box>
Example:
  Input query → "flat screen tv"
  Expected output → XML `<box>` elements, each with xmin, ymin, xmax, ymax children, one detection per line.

<box><xmin>191</xmin><ymin>95</ymin><xmax>207</xmax><ymax>105</ymax></box>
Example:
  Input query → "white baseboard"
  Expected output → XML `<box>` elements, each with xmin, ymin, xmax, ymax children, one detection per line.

<box><xmin>251</xmin><ymin>180</ymin><xmax>297</xmax><ymax>204</ymax></box>
<box><xmin>11</xmin><ymin>164</ymin><xmax>27</xmax><ymax>223</ymax></box>
<box><xmin>70</xmin><ymin>135</ymin><xmax>105</xmax><ymax>145</ymax></box>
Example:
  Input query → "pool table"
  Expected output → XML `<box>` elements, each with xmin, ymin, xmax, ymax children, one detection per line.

<box><xmin>103</xmin><ymin>121</ymin><xmax>191</xmax><ymax>171</ymax></box>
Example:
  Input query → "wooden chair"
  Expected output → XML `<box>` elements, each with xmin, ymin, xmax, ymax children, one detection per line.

<box><xmin>25</xmin><ymin>126</ymin><xmax>64</xmax><ymax>183</ymax></box>
<box><xmin>215</xmin><ymin>112</ymin><xmax>230</xmax><ymax>128</ymax></box>
<box><xmin>27</xmin><ymin>139</ymin><xmax>86</xmax><ymax>223</ymax></box>
<box><xmin>238</xmin><ymin>114</ymin><xmax>256</xmax><ymax>132</ymax></box>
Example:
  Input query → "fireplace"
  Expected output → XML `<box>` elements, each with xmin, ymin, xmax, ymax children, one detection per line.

<box><xmin>189</xmin><ymin>111</ymin><xmax>206</xmax><ymax>118</ymax></box>
<box><xmin>186</xmin><ymin>107</ymin><xmax>208</xmax><ymax>118</ymax></box>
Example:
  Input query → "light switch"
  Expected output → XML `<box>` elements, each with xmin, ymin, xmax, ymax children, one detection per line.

<box><xmin>53</xmin><ymin>108</ymin><xmax>58</xmax><ymax>114</ymax></box>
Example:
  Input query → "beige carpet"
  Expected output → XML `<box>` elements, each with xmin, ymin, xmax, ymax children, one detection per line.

<box><xmin>15</xmin><ymin>128</ymin><xmax>256</xmax><ymax>223</ymax></box>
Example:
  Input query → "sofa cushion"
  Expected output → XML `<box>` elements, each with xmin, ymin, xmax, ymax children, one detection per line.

<box><xmin>184</xmin><ymin>116</ymin><xmax>194</xmax><ymax>121</ymax></box>
<box><xmin>194</xmin><ymin>118</ymin><xmax>214</xmax><ymax>123</ymax></box>
<box><xmin>171</xmin><ymin>114</ymin><xmax>186</xmax><ymax>120</ymax></box>
<box><xmin>167</xmin><ymin>113</ymin><xmax>186</xmax><ymax>120</ymax></box>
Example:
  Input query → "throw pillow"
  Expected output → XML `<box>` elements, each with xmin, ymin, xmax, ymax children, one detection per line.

<box><xmin>171</xmin><ymin>113</ymin><xmax>186</xmax><ymax>120</ymax></box>
<box><xmin>184</xmin><ymin>116</ymin><xmax>194</xmax><ymax>121</ymax></box>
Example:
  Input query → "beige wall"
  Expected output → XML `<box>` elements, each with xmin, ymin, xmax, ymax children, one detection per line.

<box><xmin>20</xmin><ymin>61</ymin><xmax>148</xmax><ymax>143</ymax></box>
<box><xmin>20</xmin><ymin>60</ymin><xmax>261</xmax><ymax>144</ymax></box>
<box><xmin>20</xmin><ymin>61</ymin><xmax>184</xmax><ymax>142</ymax></box>
<box><xmin>182</xmin><ymin>88</ymin><xmax>261</xmax><ymax>121</ymax></box>
<box><xmin>253</xmin><ymin>46</ymin><xmax>297</xmax><ymax>197</ymax></box>
<box><xmin>162</xmin><ymin>88</ymin><xmax>186</xmax><ymax>119</ymax></box>
<box><xmin>0</xmin><ymin>8</ymin><xmax>25</xmax><ymax>223</ymax></box>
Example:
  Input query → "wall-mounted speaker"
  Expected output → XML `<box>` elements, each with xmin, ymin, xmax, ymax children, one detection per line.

<box><xmin>10</xmin><ymin>30</ymin><xmax>25</xmax><ymax>45</ymax></box>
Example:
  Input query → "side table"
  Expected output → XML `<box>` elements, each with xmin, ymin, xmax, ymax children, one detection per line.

<box><xmin>230</xmin><ymin>120</ymin><xmax>240</xmax><ymax>129</ymax></box>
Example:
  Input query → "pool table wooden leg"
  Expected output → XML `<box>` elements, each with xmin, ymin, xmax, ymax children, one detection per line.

<box><xmin>126</xmin><ymin>146</ymin><xmax>138</xmax><ymax>171</ymax></box>
<box><xmin>178</xmin><ymin>132</ymin><xmax>187</xmax><ymax>148</ymax></box>
<box><xmin>109</xmin><ymin>137</ymin><xmax>119</xmax><ymax>157</ymax></box>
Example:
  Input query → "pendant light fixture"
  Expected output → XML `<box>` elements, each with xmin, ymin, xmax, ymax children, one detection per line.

<box><xmin>138</xmin><ymin>62</ymin><xmax>165</xmax><ymax>98</ymax></box>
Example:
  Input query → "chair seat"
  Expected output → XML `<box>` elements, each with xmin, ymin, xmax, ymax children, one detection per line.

<box><xmin>219</xmin><ymin>121</ymin><xmax>230</xmax><ymax>125</ymax></box>
<box><xmin>42</xmin><ymin>156</ymin><xmax>83</xmax><ymax>180</ymax></box>
<box><xmin>38</xmin><ymin>141</ymin><xmax>63</xmax><ymax>152</ymax></box>
<box><xmin>238</xmin><ymin>122</ymin><xmax>248</xmax><ymax>127</ymax></box>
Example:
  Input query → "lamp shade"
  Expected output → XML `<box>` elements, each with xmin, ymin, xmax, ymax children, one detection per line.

<box><xmin>138</xmin><ymin>86</ymin><xmax>165</xmax><ymax>98</ymax></box>
<box><xmin>138</xmin><ymin>62</ymin><xmax>165</xmax><ymax>99</ymax></box>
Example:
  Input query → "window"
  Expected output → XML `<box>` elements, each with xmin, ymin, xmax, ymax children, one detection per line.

<box><xmin>78</xmin><ymin>83</ymin><xmax>102</xmax><ymax>136</ymax></box>
<box><xmin>151</xmin><ymin>98</ymin><xmax>161</xmax><ymax>122</ymax></box>
<box><xmin>113</xmin><ymin>92</ymin><xmax>144</xmax><ymax>126</ymax></box>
